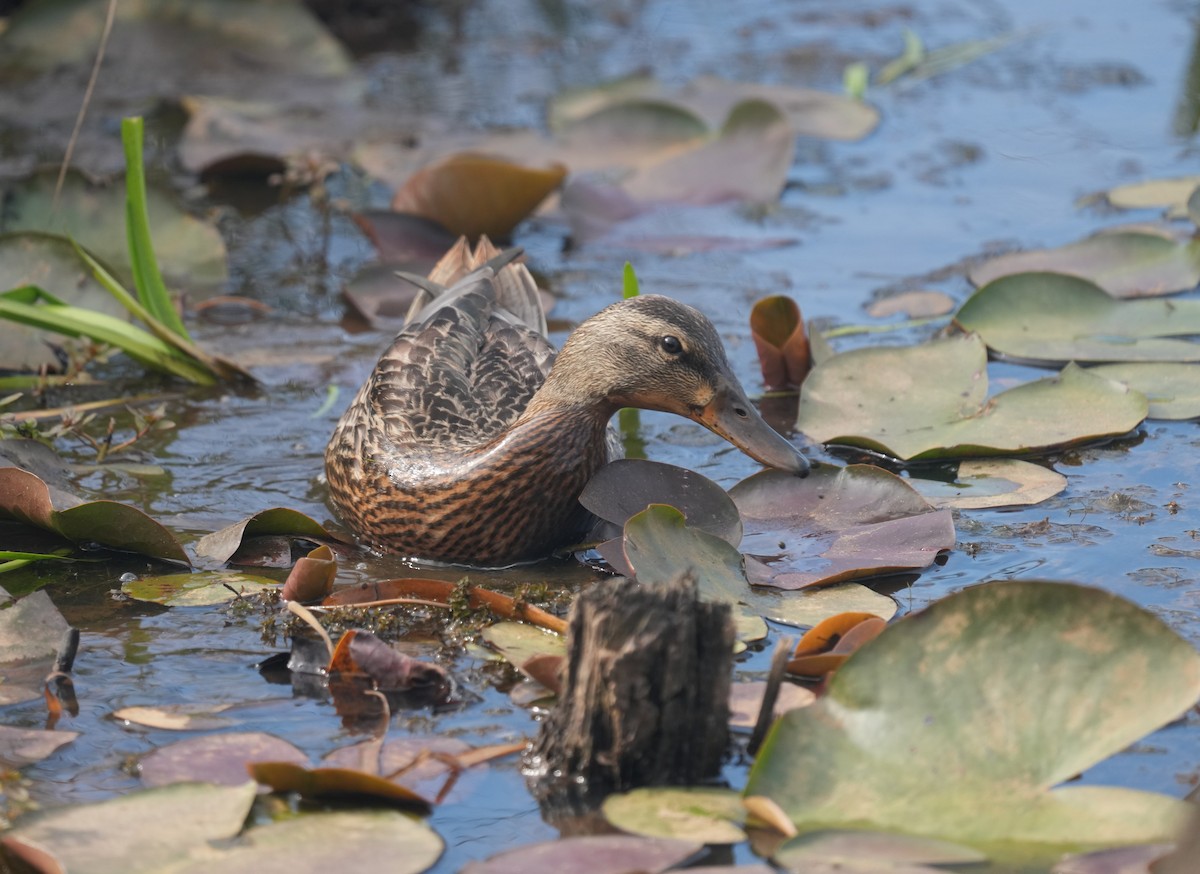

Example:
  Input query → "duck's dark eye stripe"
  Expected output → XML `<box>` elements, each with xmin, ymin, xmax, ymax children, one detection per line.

<box><xmin>661</xmin><ymin>335</ymin><xmax>683</xmax><ymax>355</ymax></box>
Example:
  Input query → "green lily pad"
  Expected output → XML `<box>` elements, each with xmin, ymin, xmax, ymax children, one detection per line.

<box><xmin>166</xmin><ymin>810</ymin><xmax>443</xmax><ymax>874</ymax></box>
<box><xmin>1086</xmin><ymin>363</ymin><xmax>1200</xmax><ymax>419</ymax></box>
<box><xmin>481</xmin><ymin>621</ymin><xmax>566</xmax><ymax>667</ymax></box>
<box><xmin>907</xmin><ymin>459</ymin><xmax>1067</xmax><ymax>509</ymax></box>
<box><xmin>968</xmin><ymin>231</ymin><xmax>1200</xmax><ymax>298</ymax></box>
<box><xmin>602</xmin><ymin>786</ymin><xmax>747</xmax><ymax>844</ymax></box>
<box><xmin>1</xmin><ymin>781</ymin><xmax>257</xmax><ymax>874</ymax></box>
<box><xmin>956</xmin><ymin>273</ymin><xmax>1200</xmax><ymax>363</ymax></box>
<box><xmin>0</xmin><ymin>169</ymin><xmax>227</xmax><ymax>292</ymax></box>
<box><xmin>122</xmin><ymin>571</ymin><xmax>278</xmax><ymax>606</ymax></box>
<box><xmin>796</xmin><ymin>333</ymin><xmax>1149</xmax><ymax>460</ymax></box>
<box><xmin>729</xmin><ymin>466</ymin><xmax>955</xmax><ymax>589</ymax></box>
<box><xmin>745</xmin><ymin>581</ymin><xmax>1200</xmax><ymax>853</ymax></box>
<box><xmin>0</xmin><ymin>466</ymin><xmax>190</xmax><ymax>565</ymax></box>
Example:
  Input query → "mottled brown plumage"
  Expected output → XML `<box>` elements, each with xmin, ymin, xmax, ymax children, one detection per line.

<box><xmin>325</xmin><ymin>238</ymin><xmax>808</xmax><ymax>566</ymax></box>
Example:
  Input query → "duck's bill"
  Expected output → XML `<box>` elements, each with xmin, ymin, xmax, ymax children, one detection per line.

<box><xmin>691</xmin><ymin>385</ymin><xmax>810</xmax><ymax>476</ymax></box>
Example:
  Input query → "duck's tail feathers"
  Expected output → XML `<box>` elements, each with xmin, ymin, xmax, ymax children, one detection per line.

<box><xmin>400</xmin><ymin>237</ymin><xmax>548</xmax><ymax>337</ymax></box>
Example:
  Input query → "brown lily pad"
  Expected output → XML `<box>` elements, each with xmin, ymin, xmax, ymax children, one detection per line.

<box><xmin>751</xmin><ymin>295</ymin><xmax>811</xmax><ymax>390</ymax></box>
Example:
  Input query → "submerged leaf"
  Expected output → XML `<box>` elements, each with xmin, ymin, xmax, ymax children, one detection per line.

<box><xmin>729</xmin><ymin>466</ymin><xmax>954</xmax><ymax>589</ymax></box>
<box><xmin>746</xmin><ymin>581</ymin><xmax>1200</xmax><ymax>851</ymax></box>
<box><xmin>392</xmin><ymin>154</ymin><xmax>567</xmax><ymax>240</ymax></box>
<box><xmin>956</xmin><ymin>272</ymin><xmax>1200</xmax><ymax>362</ymax></box>
<box><xmin>0</xmin><ymin>466</ymin><xmax>189</xmax><ymax>564</ymax></box>
<box><xmin>796</xmin><ymin>333</ymin><xmax>1149</xmax><ymax>460</ymax></box>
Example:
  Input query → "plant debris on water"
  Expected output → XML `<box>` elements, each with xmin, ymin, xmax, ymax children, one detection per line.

<box><xmin>0</xmin><ymin>0</ymin><xmax>1198</xmax><ymax>872</ymax></box>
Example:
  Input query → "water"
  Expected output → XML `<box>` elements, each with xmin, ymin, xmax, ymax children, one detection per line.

<box><xmin>3</xmin><ymin>0</ymin><xmax>1199</xmax><ymax>869</ymax></box>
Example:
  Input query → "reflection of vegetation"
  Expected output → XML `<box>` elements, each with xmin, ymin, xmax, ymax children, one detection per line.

<box><xmin>1175</xmin><ymin>15</ymin><xmax>1200</xmax><ymax>135</ymax></box>
<box><xmin>0</xmin><ymin>118</ymin><xmax>250</xmax><ymax>386</ymax></box>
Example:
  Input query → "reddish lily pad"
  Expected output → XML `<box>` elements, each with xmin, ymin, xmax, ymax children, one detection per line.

<box><xmin>746</xmin><ymin>581</ymin><xmax>1200</xmax><ymax>852</ymax></box>
<box><xmin>195</xmin><ymin>507</ymin><xmax>334</xmax><ymax>564</ymax></box>
<box><xmin>461</xmin><ymin>835</ymin><xmax>702</xmax><ymax>874</ymax></box>
<box><xmin>139</xmin><ymin>731</ymin><xmax>307</xmax><ymax>788</ymax></box>
<box><xmin>729</xmin><ymin>466</ymin><xmax>955</xmax><ymax>590</ymax></box>
<box><xmin>796</xmin><ymin>333</ymin><xmax>1150</xmax><ymax>460</ymax></box>
<box><xmin>0</xmin><ymin>466</ymin><xmax>189</xmax><ymax>565</ymax></box>
<box><xmin>751</xmin><ymin>296</ymin><xmax>811</xmax><ymax>390</ymax></box>
<box><xmin>968</xmin><ymin>231</ymin><xmax>1200</xmax><ymax>298</ymax></box>
<box><xmin>280</xmin><ymin>543</ymin><xmax>336</xmax><ymax>602</ymax></box>
<box><xmin>1</xmin><ymin>781</ymin><xmax>257</xmax><ymax>874</ymax></box>
<box><xmin>392</xmin><ymin>153</ymin><xmax>567</xmax><ymax>240</ymax></box>
<box><xmin>956</xmin><ymin>273</ymin><xmax>1200</xmax><ymax>363</ymax></box>
<box><xmin>0</xmin><ymin>724</ymin><xmax>78</xmax><ymax>770</ymax></box>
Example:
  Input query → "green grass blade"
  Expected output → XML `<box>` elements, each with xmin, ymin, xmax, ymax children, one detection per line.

<box><xmin>623</xmin><ymin>262</ymin><xmax>640</xmax><ymax>299</ymax></box>
<box><xmin>121</xmin><ymin>116</ymin><xmax>191</xmax><ymax>340</ymax></box>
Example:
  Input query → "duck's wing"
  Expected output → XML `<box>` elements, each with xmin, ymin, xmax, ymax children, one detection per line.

<box><xmin>365</xmin><ymin>272</ymin><xmax>556</xmax><ymax>452</ymax></box>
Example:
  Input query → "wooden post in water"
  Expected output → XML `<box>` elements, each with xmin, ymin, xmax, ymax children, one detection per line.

<box><xmin>529</xmin><ymin>573</ymin><xmax>734</xmax><ymax>806</ymax></box>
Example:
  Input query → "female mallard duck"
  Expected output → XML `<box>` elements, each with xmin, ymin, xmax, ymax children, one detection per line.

<box><xmin>326</xmin><ymin>238</ymin><xmax>808</xmax><ymax>566</ymax></box>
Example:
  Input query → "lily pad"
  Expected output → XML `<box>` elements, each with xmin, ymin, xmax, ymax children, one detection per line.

<box><xmin>280</xmin><ymin>543</ymin><xmax>337</xmax><ymax>602</ymax></box>
<box><xmin>0</xmin><ymin>724</ymin><xmax>78</xmax><ymax>770</ymax></box>
<box><xmin>729</xmin><ymin>466</ymin><xmax>955</xmax><ymax>589</ymax></box>
<box><xmin>122</xmin><ymin>571</ymin><xmax>279</xmax><ymax>606</ymax></box>
<box><xmin>113</xmin><ymin>703</ymin><xmax>238</xmax><ymax>731</ymax></box>
<box><xmin>1086</xmin><ymin>363</ymin><xmax>1200</xmax><ymax>419</ymax></box>
<box><xmin>0</xmin><ymin>588</ymin><xmax>70</xmax><ymax>664</ymax></box>
<box><xmin>139</xmin><ymin>731</ymin><xmax>307</xmax><ymax>788</ymax></box>
<box><xmin>1105</xmin><ymin>176</ymin><xmax>1200</xmax><ymax>214</ymax></box>
<box><xmin>1</xmin><ymin>781</ymin><xmax>257</xmax><ymax>874</ymax></box>
<box><xmin>392</xmin><ymin>153</ymin><xmax>567</xmax><ymax>240</ymax></box>
<box><xmin>0</xmin><ymin>169</ymin><xmax>228</xmax><ymax>292</ymax></box>
<box><xmin>250</xmin><ymin>760</ymin><xmax>433</xmax><ymax>809</ymax></box>
<box><xmin>745</xmin><ymin>581</ymin><xmax>1200</xmax><ymax>852</ymax></box>
<box><xmin>481</xmin><ymin>622</ymin><xmax>567</xmax><ymax>667</ymax></box>
<box><xmin>580</xmin><ymin>459</ymin><xmax>743</xmax><ymax>546</ymax></box>
<box><xmin>0</xmin><ymin>466</ymin><xmax>189</xmax><ymax>565</ymax></box>
<box><xmin>956</xmin><ymin>273</ymin><xmax>1200</xmax><ymax>363</ymax></box>
<box><xmin>195</xmin><ymin>507</ymin><xmax>334</xmax><ymax>564</ymax></box>
<box><xmin>461</xmin><ymin>835</ymin><xmax>702</xmax><ymax>874</ymax></box>
<box><xmin>166</xmin><ymin>810</ymin><xmax>443</xmax><ymax>874</ymax></box>
<box><xmin>907</xmin><ymin>459</ymin><xmax>1068</xmax><ymax>509</ymax></box>
<box><xmin>775</xmin><ymin>830</ymin><xmax>986</xmax><ymax>870</ymax></box>
<box><xmin>796</xmin><ymin>333</ymin><xmax>1150</xmax><ymax>460</ymax></box>
<box><xmin>602</xmin><ymin>786</ymin><xmax>747</xmax><ymax>844</ymax></box>
<box><xmin>968</xmin><ymin>231</ymin><xmax>1200</xmax><ymax>298</ymax></box>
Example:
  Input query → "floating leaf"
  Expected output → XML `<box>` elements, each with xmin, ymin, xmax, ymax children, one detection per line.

<box><xmin>580</xmin><ymin>459</ymin><xmax>743</xmax><ymax>546</ymax></box>
<box><xmin>481</xmin><ymin>622</ymin><xmax>566</xmax><ymax>670</ymax></box>
<box><xmin>249</xmin><ymin>761</ymin><xmax>432</xmax><ymax>810</ymax></box>
<box><xmin>166</xmin><ymin>810</ymin><xmax>443</xmax><ymax>874</ymax></box>
<box><xmin>1105</xmin><ymin>176</ymin><xmax>1200</xmax><ymax>214</ymax></box>
<box><xmin>796</xmin><ymin>333</ymin><xmax>1149</xmax><ymax>460</ymax></box>
<box><xmin>329</xmin><ymin>629</ymin><xmax>451</xmax><ymax>695</ymax></box>
<box><xmin>728</xmin><ymin>681</ymin><xmax>815</xmax><ymax>730</ymax></box>
<box><xmin>744</xmin><ymin>583</ymin><xmax>898</xmax><ymax>627</ymax></box>
<box><xmin>461</xmin><ymin>835</ymin><xmax>701</xmax><ymax>874</ymax></box>
<box><xmin>1</xmin><ymin>781</ymin><xmax>257</xmax><ymax>874</ymax></box>
<box><xmin>729</xmin><ymin>466</ymin><xmax>954</xmax><ymax>589</ymax></box>
<box><xmin>392</xmin><ymin>153</ymin><xmax>567</xmax><ymax>240</ymax></box>
<box><xmin>602</xmin><ymin>787</ymin><xmax>747</xmax><ymax>844</ymax></box>
<box><xmin>139</xmin><ymin>731</ymin><xmax>307</xmax><ymax>788</ymax></box>
<box><xmin>0</xmin><ymin>168</ymin><xmax>227</xmax><ymax>292</ymax></box>
<box><xmin>907</xmin><ymin>459</ymin><xmax>1068</xmax><ymax>509</ymax></box>
<box><xmin>1052</xmin><ymin>843</ymin><xmax>1175</xmax><ymax>874</ymax></box>
<box><xmin>555</xmin><ymin>99</ymin><xmax>710</xmax><ymax>171</ymax></box>
<box><xmin>1087</xmin><ymin>363</ymin><xmax>1200</xmax><ymax>420</ymax></box>
<box><xmin>0</xmin><ymin>588</ymin><xmax>69</xmax><ymax>664</ymax></box>
<box><xmin>122</xmin><ymin>571</ymin><xmax>278</xmax><ymax>606</ymax></box>
<box><xmin>865</xmin><ymin>290</ymin><xmax>955</xmax><ymax>319</ymax></box>
<box><xmin>968</xmin><ymin>232</ymin><xmax>1200</xmax><ymax>298</ymax></box>
<box><xmin>0</xmin><ymin>724</ymin><xmax>78</xmax><ymax>770</ymax></box>
<box><xmin>957</xmin><ymin>273</ymin><xmax>1200</xmax><ymax>363</ymax></box>
<box><xmin>280</xmin><ymin>543</ymin><xmax>336</xmax><ymax>602</ymax></box>
<box><xmin>746</xmin><ymin>581</ymin><xmax>1200</xmax><ymax>852</ymax></box>
<box><xmin>751</xmin><ymin>296</ymin><xmax>811</xmax><ymax>390</ymax></box>
<box><xmin>0</xmin><ymin>466</ymin><xmax>189</xmax><ymax>564</ymax></box>
<box><xmin>113</xmin><ymin>703</ymin><xmax>237</xmax><ymax>731</ymax></box>
<box><xmin>196</xmin><ymin>507</ymin><xmax>334</xmax><ymax>564</ymax></box>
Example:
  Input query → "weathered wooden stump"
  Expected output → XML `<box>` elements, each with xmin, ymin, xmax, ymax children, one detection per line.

<box><xmin>529</xmin><ymin>573</ymin><xmax>734</xmax><ymax>806</ymax></box>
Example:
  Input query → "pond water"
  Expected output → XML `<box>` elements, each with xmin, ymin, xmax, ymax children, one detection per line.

<box><xmin>2</xmin><ymin>0</ymin><xmax>1199</xmax><ymax>870</ymax></box>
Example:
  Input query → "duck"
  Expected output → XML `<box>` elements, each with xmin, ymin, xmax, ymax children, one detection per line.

<box><xmin>325</xmin><ymin>237</ymin><xmax>808</xmax><ymax>566</ymax></box>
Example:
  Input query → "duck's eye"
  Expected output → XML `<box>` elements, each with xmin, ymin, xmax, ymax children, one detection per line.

<box><xmin>660</xmin><ymin>335</ymin><xmax>683</xmax><ymax>355</ymax></box>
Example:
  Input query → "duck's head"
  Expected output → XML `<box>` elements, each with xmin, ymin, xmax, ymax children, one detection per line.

<box><xmin>533</xmin><ymin>294</ymin><xmax>809</xmax><ymax>476</ymax></box>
